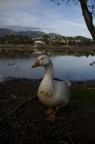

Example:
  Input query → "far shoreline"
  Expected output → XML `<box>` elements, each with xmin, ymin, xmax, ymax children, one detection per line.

<box><xmin>1</xmin><ymin>77</ymin><xmax>95</xmax><ymax>88</ymax></box>
<box><xmin>0</xmin><ymin>44</ymin><xmax>95</xmax><ymax>55</ymax></box>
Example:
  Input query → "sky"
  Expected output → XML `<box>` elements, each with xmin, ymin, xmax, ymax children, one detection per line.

<box><xmin>0</xmin><ymin>0</ymin><xmax>93</xmax><ymax>38</ymax></box>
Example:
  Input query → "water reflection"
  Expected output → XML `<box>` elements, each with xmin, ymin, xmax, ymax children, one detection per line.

<box><xmin>0</xmin><ymin>53</ymin><xmax>95</xmax><ymax>81</ymax></box>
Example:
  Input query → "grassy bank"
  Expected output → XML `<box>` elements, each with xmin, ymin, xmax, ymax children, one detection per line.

<box><xmin>71</xmin><ymin>86</ymin><xmax>95</xmax><ymax>104</ymax></box>
<box><xmin>0</xmin><ymin>79</ymin><xmax>95</xmax><ymax>144</ymax></box>
<box><xmin>0</xmin><ymin>78</ymin><xmax>95</xmax><ymax>120</ymax></box>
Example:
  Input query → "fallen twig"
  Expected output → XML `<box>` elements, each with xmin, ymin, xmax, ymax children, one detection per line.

<box><xmin>0</xmin><ymin>96</ymin><xmax>37</xmax><ymax>122</ymax></box>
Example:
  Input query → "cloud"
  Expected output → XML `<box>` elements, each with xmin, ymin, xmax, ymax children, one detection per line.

<box><xmin>0</xmin><ymin>11</ymin><xmax>40</xmax><ymax>26</ymax></box>
<box><xmin>0</xmin><ymin>0</ymin><xmax>92</xmax><ymax>38</ymax></box>
<box><xmin>0</xmin><ymin>0</ymin><xmax>41</xmax><ymax>26</ymax></box>
<box><xmin>49</xmin><ymin>19</ymin><xmax>86</xmax><ymax>32</ymax></box>
<box><xmin>0</xmin><ymin>0</ymin><xmax>39</xmax><ymax>10</ymax></box>
<box><xmin>51</xmin><ymin>22</ymin><xmax>89</xmax><ymax>36</ymax></box>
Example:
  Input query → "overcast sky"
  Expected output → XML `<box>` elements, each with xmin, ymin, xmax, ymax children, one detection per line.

<box><xmin>0</xmin><ymin>0</ymin><xmax>93</xmax><ymax>38</ymax></box>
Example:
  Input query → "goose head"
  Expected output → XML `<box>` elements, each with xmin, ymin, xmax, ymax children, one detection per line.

<box><xmin>32</xmin><ymin>55</ymin><xmax>52</xmax><ymax>68</ymax></box>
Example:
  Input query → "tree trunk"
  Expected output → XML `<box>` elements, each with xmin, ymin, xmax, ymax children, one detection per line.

<box><xmin>79</xmin><ymin>0</ymin><xmax>95</xmax><ymax>42</ymax></box>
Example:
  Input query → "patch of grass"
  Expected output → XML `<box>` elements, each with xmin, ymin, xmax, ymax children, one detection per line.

<box><xmin>70</xmin><ymin>86</ymin><xmax>95</xmax><ymax>103</ymax></box>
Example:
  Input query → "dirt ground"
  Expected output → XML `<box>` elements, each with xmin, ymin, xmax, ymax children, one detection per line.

<box><xmin>0</xmin><ymin>78</ymin><xmax>95</xmax><ymax>144</ymax></box>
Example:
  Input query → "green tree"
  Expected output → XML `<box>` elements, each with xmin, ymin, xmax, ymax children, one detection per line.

<box><xmin>10</xmin><ymin>34</ymin><xmax>15</xmax><ymax>44</ymax></box>
<box><xmin>0</xmin><ymin>37</ymin><xmax>5</xmax><ymax>44</ymax></box>
<box><xmin>50</xmin><ymin>0</ymin><xmax>95</xmax><ymax>42</ymax></box>
<box><xmin>23</xmin><ymin>35</ymin><xmax>29</xmax><ymax>44</ymax></box>
<box><xmin>43</xmin><ymin>34</ymin><xmax>50</xmax><ymax>44</ymax></box>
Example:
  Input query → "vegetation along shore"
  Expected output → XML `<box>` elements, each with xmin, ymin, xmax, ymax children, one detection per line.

<box><xmin>0</xmin><ymin>44</ymin><xmax>95</xmax><ymax>56</ymax></box>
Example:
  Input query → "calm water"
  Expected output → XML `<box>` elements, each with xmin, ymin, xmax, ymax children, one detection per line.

<box><xmin>0</xmin><ymin>54</ymin><xmax>95</xmax><ymax>81</ymax></box>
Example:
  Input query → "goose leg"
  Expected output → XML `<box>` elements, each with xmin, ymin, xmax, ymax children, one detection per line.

<box><xmin>47</xmin><ymin>107</ymin><xmax>57</xmax><ymax>122</ymax></box>
<box><xmin>46</xmin><ymin>107</ymin><xmax>52</xmax><ymax>115</ymax></box>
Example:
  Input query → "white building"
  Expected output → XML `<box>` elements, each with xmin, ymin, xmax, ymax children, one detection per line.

<box><xmin>34</xmin><ymin>40</ymin><xmax>45</xmax><ymax>47</ymax></box>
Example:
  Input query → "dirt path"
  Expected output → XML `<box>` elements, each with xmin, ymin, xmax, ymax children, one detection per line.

<box><xmin>0</xmin><ymin>79</ymin><xmax>95</xmax><ymax>144</ymax></box>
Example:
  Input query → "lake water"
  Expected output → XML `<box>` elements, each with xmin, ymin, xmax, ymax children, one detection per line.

<box><xmin>0</xmin><ymin>54</ymin><xmax>95</xmax><ymax>81</ymax></box>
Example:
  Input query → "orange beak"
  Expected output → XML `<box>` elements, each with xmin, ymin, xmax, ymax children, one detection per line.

<box><xmin>32</xmin><ymin>60</ymin><xmax>40</xmax><ymax>68</ymax></box>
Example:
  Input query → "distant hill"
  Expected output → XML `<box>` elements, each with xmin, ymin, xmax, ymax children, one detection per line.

<box><xmin>0</xmin><ymin>28</ymin><xmax>46</xmax><ymax>38</ymax></box>
<box><xmin>70</xmin><ymin>36</ymin><xmax>93</xmax><ymax>42</ymax></box>
<box><xmin>0</xmin><ymin>28</ymin><xmax>15</xmax><ymax>37</ymax></box>
<box><xmin>75</xmin><ymin>36</ymin><xmax>92</xmax><ymax>41</ymax></box>
<box><xmin>48</xmin><ymin>33</ymin><xmax>62</xmax><ymax>37</ymax></box>
<box><xmin>17</xmin><ymin>31</ymin><xmax>46</xmax><ymax>38</ymax></box>
<box><xmin>0</xmin><ymin>26</ymin><xmax>92</xmax><ymax>41</ymax></box>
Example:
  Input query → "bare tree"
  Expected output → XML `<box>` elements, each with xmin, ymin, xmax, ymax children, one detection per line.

<box><xmin>50</xmin><ymin>0</ymin><xmax>95</xmax><ymax>42</ymax></box>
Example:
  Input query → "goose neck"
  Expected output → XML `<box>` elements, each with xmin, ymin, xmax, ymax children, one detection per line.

<box><xmin>45</xmin><ymin>62</ymin><xmax>53</xmax><ymax>77</ymax></box>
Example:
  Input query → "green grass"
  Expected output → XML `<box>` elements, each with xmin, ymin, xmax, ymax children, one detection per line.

<box><xmin>70</xmin><ymin>86</ymin><xmax>95</xmax><ymax>103</ymax></box>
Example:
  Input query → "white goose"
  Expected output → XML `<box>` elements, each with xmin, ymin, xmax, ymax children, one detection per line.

<box><xmin>32</xmin><ymin>55</ymin><xmax>71</xmax><ymax>121</ymax></box>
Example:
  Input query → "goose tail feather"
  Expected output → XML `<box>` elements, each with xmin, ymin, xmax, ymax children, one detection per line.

<box><xmin>64</xmin><ymin>80</ymin><xmax>71</xmax><ymax>87</ymax></box>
